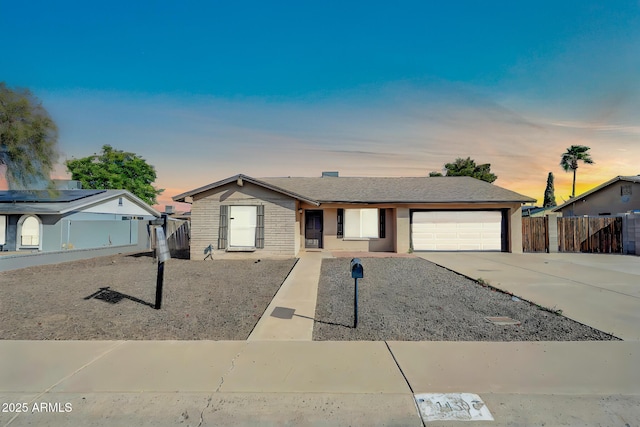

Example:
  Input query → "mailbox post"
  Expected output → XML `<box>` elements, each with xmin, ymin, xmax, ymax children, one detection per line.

<box><xmin>154</xmin><ymin>227</ymin><xmax>170</xmax><ymax>309</ymax></box>
<box><xmin>350</xmin><ymin>258</ymin><xmax>364</xmax><ymax>328</ymax></box>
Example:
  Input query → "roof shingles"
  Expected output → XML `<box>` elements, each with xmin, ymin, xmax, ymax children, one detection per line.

<box><xmin>261</xmin><ymin>176</ymin><xmax>534</xmax><ymax>203</ymax></box>
<box><xmin>173</xmin><ymin>174</ymin><xmax>534</xmax><ymax>204</ymax></box>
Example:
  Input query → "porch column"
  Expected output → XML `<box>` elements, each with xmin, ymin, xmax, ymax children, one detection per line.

<box><xmin>510</xmin><ymin>207</ymin><xmax>523</xmax><ymax>253</ymax></box>
<box><xmin>396</xmin><ymin>208</ymin><xmax>410</xmax><ymax>253</ymax></box>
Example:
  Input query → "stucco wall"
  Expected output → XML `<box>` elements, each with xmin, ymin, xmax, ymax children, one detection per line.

<box><xmin>310</xmin><ymin>206</ymin><xmax>395</xmax><ymax>252</ymax></box>
<box><xmin>42</xmin><ymin>218</ymin><xmax>62</xmax><ymax>252</ymax></box>
<box><xmin>558</xmin><ymin>181</ymin><xmax>640</xmax><ymax>216</ymax></box>
<box><xmin>2</xmin><ymin>215</ymin><xmax>18</xmax><ymax>251</ymax></box>
<box><xmin>396</xmin><ymin>208</ymin><xmax>411</xmax><ymax>253</ymax></box>
<box><xmin>2</xmin><ymin>214</ymin><xmax>144</xmax><ymax>253</ymax></box>
<box><xmin>0</xmin><ymin>223</ymin><xmax>151</xmax><ymax>272</ymax></box>
<box><xmin>190</xmin><ymin>181</ymin><xmax>296</xmax><ymax>259</ymax></box>
<box><xmin>509</xmin><ymin>205</ymin><xmax>523</xmax><ymax>253</ymax></box>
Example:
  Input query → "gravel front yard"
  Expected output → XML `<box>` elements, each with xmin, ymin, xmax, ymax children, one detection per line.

<box><xmin>313</xmin><ymin>257</ymin><xmax>619</xmax><ymax>341</ymax></box>
<box><xmin>0</xmin><ymin>253</ymin><xmax>296</xmax><ymax>340</ymax></box>
<box><xmin>1</xmin><ymin>254</ymin><xmax>621</xmax><ymax>342</ymax></box>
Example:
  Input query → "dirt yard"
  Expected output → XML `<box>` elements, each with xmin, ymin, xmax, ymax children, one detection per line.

<box><xmin>313</xmin><ymin>257</ymin><xmax>620</xmax><ymax>341</ymax></box>
<box><xmin>1</xmin><ymin>254</ymin><xmax>620</xmax><ymax>342</ymax></box>
<box><xmin>0</xmin><ymin>253</ymin><xmax>296</xmax><ymax>340</ymax></box>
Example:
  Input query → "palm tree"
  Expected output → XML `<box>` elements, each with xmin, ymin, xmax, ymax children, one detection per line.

<box><xmin>560</xmin><ymin>145</ymin><xmax>594</xmax><ymax>198</ymax></box>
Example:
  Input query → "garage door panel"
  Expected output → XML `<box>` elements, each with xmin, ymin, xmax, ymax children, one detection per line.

<box><xmin>458</xmin><ymin>232</ymin><xmax>481</xmax><ymax>239</ymax></box>
<box><xmin>412</xmin><ymin>211</ymin><xmax>503</xmax><ymax>251</ymax></box>
<box><xmin>481</xmin><ymin>231</ymin><xmax>501</xmax><ymax>239</ymax></box>
<box><xmin>457</xmin><ymin>222</ymin><xmax>483</xmax><ymax>229</ymax></box>
<box><xmin>481</xmin><ymin>223</ymin><xmax>501</xmax><ymax>229</ymax></box>
<box><xmin>412</xmin><ymin>224</ymin><xmax>437</xmax><ymax>232</ymax></box>
<box><xmin>434</xmin><ymin>232</ymin><xmax>458</xmax><ymax>239</ymax></box>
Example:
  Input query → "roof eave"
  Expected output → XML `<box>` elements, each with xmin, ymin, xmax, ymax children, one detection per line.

<box><xmin>316</xmin><ymin>199</ymin><xmax>536</xmax><ymax>204</ymax></box>
<box><xmin>58</xmin><ymin>190</ymin><xmax>161</xmax><ymax>217</ymax></box>
<box><xmin>173</xmin><ymin>174</ymin><xmax>320</xmax><ymax>206</ymax></box>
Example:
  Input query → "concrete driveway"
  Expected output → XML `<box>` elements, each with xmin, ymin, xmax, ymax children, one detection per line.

<box><xmin>417</xmin><ymin>252</ymin><xmax>640</xmax><ymax>341</ymax></box>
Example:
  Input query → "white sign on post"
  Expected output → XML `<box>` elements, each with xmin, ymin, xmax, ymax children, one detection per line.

<box><xmin>155</xmin><ymin>227</ymin><xmax>171</xmax><ymax>263</ymax></box>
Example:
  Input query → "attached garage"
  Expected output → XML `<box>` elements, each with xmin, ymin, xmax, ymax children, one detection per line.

<box><xmin>412</xmin><ymin>211</ymin><xmax>504</xmax><ymax>251</ymax></box>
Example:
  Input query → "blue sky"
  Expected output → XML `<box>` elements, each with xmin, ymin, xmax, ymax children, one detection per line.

<box><xmin>2</xmin><ymin>0</ymin><xmax>639</xmax><ymax>209</ymax></box>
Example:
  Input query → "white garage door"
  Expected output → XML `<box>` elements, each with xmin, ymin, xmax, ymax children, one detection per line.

<box><xmin>412</xmin><ymin>211</ymin><xmax>502</xmax><ymax>251</ymax></box>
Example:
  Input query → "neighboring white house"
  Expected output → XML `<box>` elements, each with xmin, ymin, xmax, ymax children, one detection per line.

<box><xmin>0</xmin><ymin>189</ymin><xmax>160</xmax><ymax>252</ymax></box>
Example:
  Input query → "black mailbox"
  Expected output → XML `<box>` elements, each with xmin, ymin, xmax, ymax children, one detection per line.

<box><xmin>350</xmin><ymin>258</ymin><xmax>364</xmax><ymax>279</ymax></box>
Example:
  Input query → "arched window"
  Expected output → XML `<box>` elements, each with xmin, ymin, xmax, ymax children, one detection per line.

<box><xmin>19</xmin><ymin>215</ymin><xmax>41</xmax><ymax>247</ymax></box>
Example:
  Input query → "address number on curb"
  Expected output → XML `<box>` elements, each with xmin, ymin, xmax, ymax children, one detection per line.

<box><xmin>414</xmin><ymin>393</ymin><xmax>493</xmax><ymax>422</ymax></box>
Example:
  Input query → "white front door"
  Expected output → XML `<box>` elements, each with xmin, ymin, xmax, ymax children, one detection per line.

<box><xmin>229</xmin><ymin>206</ymin><xmax>257</xmax><ymax>247</ymax></box>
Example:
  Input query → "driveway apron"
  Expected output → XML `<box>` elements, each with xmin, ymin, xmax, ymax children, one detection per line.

<box><xmin>417</xmin><ymin>252</ymin><xmax>640</xmax><ymax>341</ymax></box>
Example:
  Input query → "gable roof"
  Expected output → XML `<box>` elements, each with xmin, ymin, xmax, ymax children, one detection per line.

<box><xmin>551</xmin><ymin>175</ymin><xmax>640</xmax><ymax>212</ymax></box>
<box><xmin>172</xmin><ymin>174</ymin><xmax>321</xmax><ymax>205</ymax></box>
<box><xmin>174</xmin><ymin>174</ymin><xmax>535</xmax><ymax>204</ymax></box>
<box><xmin>0</xmin><ymin>189</ymin><xmax>161</xmax><ymax>216</ymax></box>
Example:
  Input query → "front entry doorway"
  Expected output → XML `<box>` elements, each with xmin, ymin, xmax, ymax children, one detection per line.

<box><xmin>305</xmin><ymin>210</ymin><xmax>323</xmax><ymax>249</ymax></box>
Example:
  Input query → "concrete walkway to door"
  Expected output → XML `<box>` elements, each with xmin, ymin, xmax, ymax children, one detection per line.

<box><xmin>417</xmin><ymin>252</ymin><xmax>640</xmax><ymax>341</ymax></box>
<box><xmin>248</xmin><ymin>251</ymin><xmax>331</xmax><ymax>341</ymax></box>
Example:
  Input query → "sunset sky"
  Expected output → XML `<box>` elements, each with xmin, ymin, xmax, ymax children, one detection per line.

<box><xmin>2</xmin><ymin>1</ymin><xmax>639</xmax><ymax>211</ymax></box>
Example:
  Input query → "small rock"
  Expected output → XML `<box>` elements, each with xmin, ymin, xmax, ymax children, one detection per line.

<box><xmin>511</xmin><ymin>296</ymin><xmax>521</xmax><ymax>302</ymax></box>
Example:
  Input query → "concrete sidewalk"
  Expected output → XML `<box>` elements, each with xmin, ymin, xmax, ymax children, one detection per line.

<box><xmin>1</xmin><ymin>340</ymin><xmax>639</xmax><ymax>426</ymax></box>
<box><xmin>417</xmin><ymin>252</ymin><xmax>640</xmax><ymax>341</ymax></box>
<box><xmin>248</xmin><ymin>251</ymin><xmax>330</xmax><ymax>341</ymax></box>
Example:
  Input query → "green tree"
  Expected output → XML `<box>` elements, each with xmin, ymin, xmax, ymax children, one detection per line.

<box><xmin>66</xmin><ymin>145</ymin><xmax>164</xmax><ymax>205</ymax></box>
<box><xmin>0</xmin><ymin>82</ymin><xmax>59</xmax><ymax>189</ymax></box>
<box><xmin>429</xmin><ymin>157</ymin><xmax>497</xmax><ymax>183</ymax></box>
<box><xmin>560</xmin><ymin>145</ymin><xmax>594</xmax><ymax>198</ymax></box>
<box><xmin>543</xmin><ymin>172</ymin><xmax>557</xmax><ymax>208</ymax></box>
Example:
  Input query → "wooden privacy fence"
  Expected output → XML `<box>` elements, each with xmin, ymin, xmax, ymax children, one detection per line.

<box><xmin>523</xmin><ymin>216</ymin><xmax>625</xmax><ymax>253</ymax></box>
<box><xmin>150</xmin><ymin>219</ymin><xmax>191</xmax><ymax>259</ymax></box>
<box><xmin>557</xmin><ymin>216</ymin><xmax>622</xmax><ymax>253</ymax></box>
<box><xmin>166</xmin><ymin>219</ymin><xmax>190</xmax><ymax>259</ymax></box>
<box><xmin>522</xmin><ymin>217</ymin><xmax>549</xmax><ymax>252</ymax></box>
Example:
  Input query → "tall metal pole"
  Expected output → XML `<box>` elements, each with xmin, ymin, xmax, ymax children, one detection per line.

<box><xmin>155</xmin><ymin>261</ymin><xmax>165</xmax><ymax>310</ymax></box>
<box><xmin>154</xmin><ymin>226</ymin><xmax>170</xmax><ymax>310</ymax></box>
<box><xmin>354</xmin><ymin>277</ymin><xmax>358</xmax><ymax>328</ymax></box>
